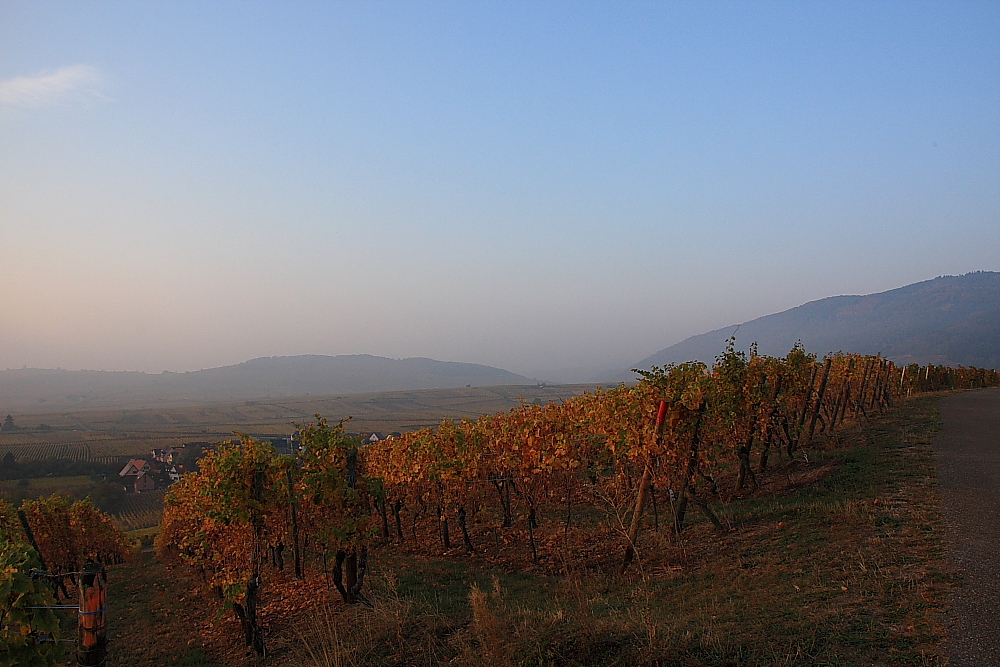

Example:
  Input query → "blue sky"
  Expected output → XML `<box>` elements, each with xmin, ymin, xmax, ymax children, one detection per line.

<box><xmin>1</xmin><ymin>2</ymin><xmax>997</xmax><ymax>381</ymax></box>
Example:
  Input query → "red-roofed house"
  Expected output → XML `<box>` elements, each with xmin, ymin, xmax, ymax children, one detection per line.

<box><xmin>120</xmin><ymin>459</ymin><xmax>149</xmax><ymax>477</ymax></box>
<box><xmin>119</xmin><ymin>459</ymin><xmax>163</xmax><ymax>493</ymax></box>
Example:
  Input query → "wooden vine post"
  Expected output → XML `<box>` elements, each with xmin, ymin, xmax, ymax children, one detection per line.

<box><xmin>835</xmin><ymin>358</ymin><xmax>855</xmax><ymax>429</ymax></box>
<box><xmin>16</xmin><ymin>508</ymin><xmax>63</xmax><ymax>599</ymax></box>
<box><xmin>758</xmin><ymin>373</ymin><xmax>783</xmax><ymax>473</ymax></box>
<box><xmin>77</xmin><ymin>561</ymin><xmax>107</xmax><ymax>667</ymax></box>
<box><xmin>620</xmin><ymin>400</ymin><xmax>668</xmax><ymax>574</ymax></box>
<box><xmin>856</xmin><ymin>359</ymin><xmax>873</xmax><ymax>419</ymax></box>
<box><xmin>798</xmin><ymin>365</ymin><xmax>818</xmax><ymax>429</ymax></box>
<box><xmin>286</xmin><ymin>466</ymin><xmax>302</xmax><ymax>579</ymax></box>
<box><xmin>801</xmin><ymin>358</ymin><xmax>832</xmax><ymax>449</ymax></box>
<box><xmin>250</xmin><ymin>467</ymin><xmax>266</xmax><ymax>656</ymax></box>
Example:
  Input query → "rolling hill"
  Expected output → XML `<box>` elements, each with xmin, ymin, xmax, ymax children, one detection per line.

<box><xmin>622</xmin><ymin>272</ymin><xmax>1000</xmax><ymax>378</ymax></box>
<box><xmin>0</xmin><ymin>355</ymin><xmax>534</xmax><ymax>413</ymax></box>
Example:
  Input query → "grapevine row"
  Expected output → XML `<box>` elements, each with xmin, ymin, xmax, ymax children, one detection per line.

<box><xmin>113</xmin><ymin>489</ymin><xmax>166</xmax><ymax>531</ymax></box>
<box><xmin>156</xmin><ymin>344</ymin><xmax>999</xmax><ymax>656</ymax></box>
<box><xmin>0</xmin><ymin>441</ymin><xmax>133</xmax><ymax>465</ymax></box>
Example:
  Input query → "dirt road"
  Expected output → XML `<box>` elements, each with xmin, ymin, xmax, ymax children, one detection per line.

<box><xmin>934</xmin><ymin>388</ymin><xmax>1000</xmax><ymax>666</ymax></box>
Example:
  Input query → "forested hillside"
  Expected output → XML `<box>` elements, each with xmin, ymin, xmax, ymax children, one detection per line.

<box><xmin>624</xmin><ymin>272</ymin><xmax>1000</xmax><ymax>379</ymax></box>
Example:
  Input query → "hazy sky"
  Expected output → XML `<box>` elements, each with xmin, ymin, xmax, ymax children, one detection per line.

<box><xmin>2</xmin><ymin>2</ymin><xmax>998</xmax><ymax>381</ymax></box>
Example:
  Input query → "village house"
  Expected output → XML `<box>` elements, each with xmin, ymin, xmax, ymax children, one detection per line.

<box><xmin>119</xmin><ymin>458</ymin><xmax>154</xmax><ymax>477</ymax></box>
<box><xmin>151</xmin><ymin>444</ymin><xmax>185</xmax><ymax>464</ymax></box>
<box><xmin>119</xmin><ymin>458</ymin><xmax>166</xmax><ymax>493</ymax></box>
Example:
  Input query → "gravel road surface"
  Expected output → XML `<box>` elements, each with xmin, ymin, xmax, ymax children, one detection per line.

<box><xmin>934</xmin><ymin>388</ymin><xmax>1000</xmax><ymax>666</ymax></box>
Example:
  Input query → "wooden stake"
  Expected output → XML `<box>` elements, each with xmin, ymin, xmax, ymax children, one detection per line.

<box><xmin>16</xmin><ymin>510</ymin><xmax>46</xmax><ymax>571</ymax></box>
<box><xmin>855</xmin><ymin>359</ymin><xmax>873</xmax><ymax>420</ymax></box>
<box><xmin>838</xmin><ymin>358</ymin><xmax>856</xmax><ymax>426</ymax></box>
<box><xmin>798</xmin><ymin>366</ymin><xmax>818</xmax><ymax>429</ymax></box>
<box><xmin>620</xmin><ymin>401</ymin><xmax>668</xmax><ymax>575</ymax></box>
<box><xmin>286</xmin><ymin>467</ymin><xmax>302</xmax><ymax>580</ymax></box>
<box><xmin>77</xmin><ymin>562</ymin><xmax>107</xmax><ymax>667</ymax></box>
<box><xmin>801</xmin><ymin>358</ymin><xmax>832</xmax><ymax>449</ymax></box>
<box><xmin>17</xmin><ymin>509</ymin><xmax>59</xmax><ymax>598</ymax></box>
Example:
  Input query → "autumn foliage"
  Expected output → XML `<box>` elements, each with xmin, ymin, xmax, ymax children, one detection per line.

<box><xmin>157</xmin><ymin>419</ymin><xmax>381</xmax><ymax>655</ymax></box>
<box><xmin>156</xmin><ymin>344</ymin><xmax>999</xmax><ymax>655</ymax></box>
<box><xmin>0</xmin><ymin>496</ymin><xmax>135</xmax><ymax>666</ymax></box>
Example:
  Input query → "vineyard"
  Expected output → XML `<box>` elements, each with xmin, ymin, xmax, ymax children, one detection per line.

<box><xmin>0</xmin><ymin>434</ymin><xmax>201</xmax><ymax>467</ymax></box>
<box><xmin>156</xmin><ymin>345</ymin><xmax>1000</xmax><ymax>658</ymax></box>
<box><xmin>113</xmin><ymin>489</ymin><xmax>166</xmax><ymax>532</ymax></box>
<box><xmin>0</xmin><ymin>494</ymin><xmax>137</xmax><ymax>666</ymax></box>
<box><xmin>0</xmin><ymin>441</ymin><xmax>131</xmax><ymax>465</ymax></box>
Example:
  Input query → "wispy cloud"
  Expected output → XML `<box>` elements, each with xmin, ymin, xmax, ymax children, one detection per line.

<box><xmin>0</xmin><ymin>64</ymin><xmax>105</xmax><ymax>108</ymax></box>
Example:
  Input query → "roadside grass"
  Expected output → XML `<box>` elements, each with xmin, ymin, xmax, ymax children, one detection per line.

<box><xmin>271</xmin><ymin>396</ymin><xmax>948</xmax><ymax>667</ymax></box>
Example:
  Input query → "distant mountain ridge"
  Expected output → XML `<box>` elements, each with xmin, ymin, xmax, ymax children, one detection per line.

<box><xmin>621</xmin><ymin>272</ymin><xmax>1000</xmax><ymax>379</ymax></box>
<box><xmin>0</xmin><ymin>354</ymin><xmax>534</xmax><ymax>413</ymax></box>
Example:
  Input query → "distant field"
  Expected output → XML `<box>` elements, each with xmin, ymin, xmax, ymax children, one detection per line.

<box><xmin>1</xmin><ymin>383</ymin><xmax>602</xmax><ymax>448</ymax></box>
